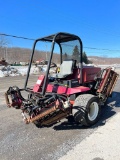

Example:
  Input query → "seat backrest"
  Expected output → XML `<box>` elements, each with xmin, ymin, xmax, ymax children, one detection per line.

<box><xmin>59</xmin><ymin>60</ymin><xmax>73</xmax><ymax>75</ymax></box>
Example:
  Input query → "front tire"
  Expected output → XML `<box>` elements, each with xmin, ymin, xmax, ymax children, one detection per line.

<box><xmin>73</xmin><ymin>94</ymin><xmax>101</xmax><ymax>126</ymax></box>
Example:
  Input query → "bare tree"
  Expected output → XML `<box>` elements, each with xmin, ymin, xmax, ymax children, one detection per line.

<box><xmin>0</xmin><ymin>35</ymin><xmax>9</xmax><ymax>60</ymax></box>
<box><xmin>0</xmin><ymin>35</ymin><xmax>8</xmax><ymax>48</ymax></box>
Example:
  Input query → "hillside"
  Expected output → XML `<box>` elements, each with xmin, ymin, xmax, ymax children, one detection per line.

<box><xmin>88</xmin><ymin>56</ymin><xmax>120</xmax><ymax>65</ymax></box>
<box><xmin>0</xmin><ymin>47</ymin><xmax>120</xmax><ymax>65</ymax></box>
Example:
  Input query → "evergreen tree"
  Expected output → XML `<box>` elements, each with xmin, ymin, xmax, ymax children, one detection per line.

<box><xmin>72</xmin><ymin>46</ymin><xmax>92</xmax><ymax>64</ymax></box>
<box><xmin>72</xmin><ymin>45</ymin><xmax>80</xmax><ymax>62</ymax></box>
<box><xmin>82</xmin><ymin>52</ymin><xmax>88</xmax><ymax>64</ymax></box>
<box><xmin>82</xmin><ymin>51</ymin><xmax>92</xmax><ymax>64</ymax></box>
<box><xmin>63</xmin><ymin>52</ymin><xmax>68</xmax><ymax>60</ymax></box>
<box><xmin>64</xmin><ymin>52</ymin><xmax>68</xmax><ymax>60</ymax></box>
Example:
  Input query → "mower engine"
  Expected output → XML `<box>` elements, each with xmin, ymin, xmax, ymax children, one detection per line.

<box><xmin>5</xmin><ymin>87</ymin><xmax>71</xmax><ymax>126</ymax></box>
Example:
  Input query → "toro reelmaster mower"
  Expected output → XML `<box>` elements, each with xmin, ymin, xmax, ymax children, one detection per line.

<box><xmin>5</xmin><ymin>32</ymin><xmax>119</xmax><ymax>127</ymax></box>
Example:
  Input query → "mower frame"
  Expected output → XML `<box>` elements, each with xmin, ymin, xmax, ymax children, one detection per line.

<box><xmin>5</xmin><ymin>32</ymin><xmax>119</xmax><ymax>127</ymax></box>
<box><xmin>24</xmin><ymin>32</ymin><xmax>83</xmax><ymax>95</ymax></box>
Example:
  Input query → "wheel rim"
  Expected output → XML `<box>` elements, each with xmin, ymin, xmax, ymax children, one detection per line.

<box><xmin>88</xmin><ymin>102</ymin><xmax>99</xmax><ymax>121</ymax></box>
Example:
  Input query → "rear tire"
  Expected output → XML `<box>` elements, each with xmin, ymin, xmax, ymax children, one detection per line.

<box><xmin>73</xmin><ymin>94</ymin><xmax>101</xmax><ymax>126</ymax></box>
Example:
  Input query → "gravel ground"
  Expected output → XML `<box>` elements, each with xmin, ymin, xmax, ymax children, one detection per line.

<box><xmin>59</xmin><ymin>112</ymin><xmax>120</xmax><ymax>160</ymax></box>
<box><xmin>0</xmin><ymin>74</ymin><xmax>120</xmax><ymax>160</ymax></box>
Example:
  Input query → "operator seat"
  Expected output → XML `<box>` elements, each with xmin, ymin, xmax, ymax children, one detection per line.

<box><xmin>56</xmin><ymin>59</ymin><xmax>76</xmax><ymax>78</ymax></box>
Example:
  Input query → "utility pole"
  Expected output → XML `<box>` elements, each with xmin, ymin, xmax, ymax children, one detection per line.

<box><xmin>3</xmin><ymin>45</ymin><xmax>8</xmax><ymax>62</ymax></box>
<box><xmin>5</xmin><ymin>46</ymin><xmax>7</xmax><ymax>62</ymax></box>
<box><xmin>46</xmin><ymin>44</ymin><xmax>47</xmax><ymax>60</ymax></box>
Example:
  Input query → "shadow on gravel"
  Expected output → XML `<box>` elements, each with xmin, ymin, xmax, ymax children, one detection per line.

<box><xmin>53</xmin><ymin>91</ymin><xmax>120</xmax><ymax>131</ymax></box>
<box><xmin>107</xmin><ymin>91</ymin><xmax>120</xmax><ymax>107</ymax></box>
<box><xmin>53</xmin><ymin>119</ymin><xmax>88</xmax><ymax>131</ymax></box>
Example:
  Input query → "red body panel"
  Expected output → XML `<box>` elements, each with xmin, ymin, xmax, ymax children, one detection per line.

<box><xmin>62</xmin><ymin>67</ymin><xmax>101</xmax><ymax>83</ymax></box>
<box><xmin>82</xmin><ymin>67</ymin><xmax>101</xmax><ymax>83</ymax></box>
<box><xmin>46</xmin><ymin>84</ymin><xmax>90</xmax><ymax>95</ymax></box>
<box><xmin>33</xmin><ymin>75</ymin><xmax>45</xmax><ymax>92</ymax></box>
<box><xmin>32</xmin><ymin>66</ymin><xmax>100</xmax><ymax>95</ymax></box>
<box><xmin>65</xmin><ymin>68</ymin><xmax>80</xmax><ymax>80</ymax></box>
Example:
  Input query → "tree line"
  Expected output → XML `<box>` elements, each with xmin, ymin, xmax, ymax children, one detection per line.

<box><xmin>64</xmin><ymin>45</ymin><xmax>92</xmax><ymax>64</ymax></box>
<box><xmin>0</xmin><ymin>35</ymin><xmax>92</xmax><ymax>64</ymax></box>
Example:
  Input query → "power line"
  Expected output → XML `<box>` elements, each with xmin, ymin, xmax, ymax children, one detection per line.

<box><xmin>0</xmin><ymin>33</ymin><xmax>120</xmax><ymax>52</ymax></box>
<box><xmin>1</xmin><ymin>3</ymin><xmax>120</xmax><ymax>40</ymax></box>
<box><xmin>84</xmin><ymin>47</ymin><xmax>120</xmax><ymax>52</ymax></box>
<box><xmin>0</xmin><ymin>33</ymin><xmax>35</xmax><ymax>41</ymax></box>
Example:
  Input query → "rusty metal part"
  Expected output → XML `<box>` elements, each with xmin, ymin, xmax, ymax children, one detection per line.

<box><xmin>27</xmin><ymin>104</ymin><xmax>59</xmax><ymax>123</ymax></box>
<box><xmin>106</xmin><ymin>71</ymin><xmax>119</xmax><ymax>96</ymax></box>
<box><xmin>109</xmin><ymin>74</ymin><xmax>119</xmax><ymax>95</ymax></box>
<box><xmin>97</xmin><ymin>68</ymin><xmax>119</xmax><ymax>97</ymax></box>
<box><xmin>21</xmin><ymin>112</ymin><xmax>30</xmax><ymax>124</ymax></box>
<box><xmin>41</xmin><ymin>109</ymin><xmax>71</xmax><ymax>126</ymax></box>
<box><xmin>97</xmin><ymin>68</ymin><xmax>111</xmax><ymax>93</ymax></box>
<box><xmin>5</xmin><ymin>92</ymin><xmax>11</xmax><ymax>108</ymax></box>
<box><xmin>70</xmin><ymin>100</ymin><xmax>74</xmax><ymax>105</ymax></box>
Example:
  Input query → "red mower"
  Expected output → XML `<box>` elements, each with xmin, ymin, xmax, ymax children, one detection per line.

<box><xmin>5</xmin><ymin>32</ymin><xmax>119</xmax><ymax>127</ymax></box>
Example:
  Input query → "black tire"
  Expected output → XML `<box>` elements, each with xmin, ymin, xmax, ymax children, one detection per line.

<box><xmin>73</xmin><ymin>94</ymin><xmax>101</xmax><ymax>126</ymax></box>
